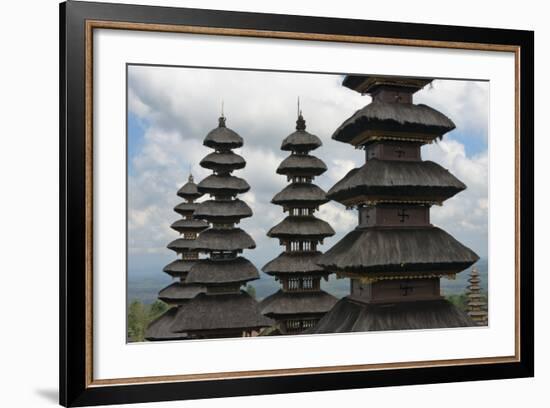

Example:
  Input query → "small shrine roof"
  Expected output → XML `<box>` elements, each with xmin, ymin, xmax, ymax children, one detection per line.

<box><xmin>203</xmin><ymin>116</ymin><xmax>243</xmax><ymax>149</ymax></box>
<box><xmin>259</xmin><ymin>290</ymin><xmax>337</xmax><ymax>316</ymax></box>
<box><xmin>271</xmin><ymin>183</ymin><xmax>328</xmax><ymax>207</ymax></box>
<box><xmin>267</xmin><ymin>216</ymin><xmax>335</xmax><ymax>239</ymax></box>
<box><xmin>276</xmin><ymin>154</ymin><xmax>327</xmax><ymax>177</ymax></box>
<box><xmin>170</xmin><ymin>292</ymin><xmax>273</xmax><ymax>332</ymax></box>
<box><xmin>186</xmin><ymin>257</ymin><xmax>259</xmax><ymax>285</ymax></box>
<box><xmin>194</xmin><ymin>227</ymin><xmax>256</xmax><ymax>251</ymax></box>
<box><xmin>262</xmin><ymin>251</ymin><xmax>326</xmax><ymax>275</ymax></box>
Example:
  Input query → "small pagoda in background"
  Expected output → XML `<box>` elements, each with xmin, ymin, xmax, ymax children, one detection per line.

<box><xmin>312</xmin><ymin>75</ymin><xmax>480</xmax><ymax>333</ymax></box>
<box><xmin>467</xmin><ymin>267</ymin><xmax>488</xmax><ymax>326</ymax></box>
<box><xmin>145</xmin><ymin>174</ymin><xmax>209</xmax><ymax>341</ymax></box>
<box><xmin>260</xmin><ymin>111</ymin><xmax>337</xmax><ymax>334</ymax></box>
<box><xmin>169</xmin><ymin>115</ymin><xmax>273</xmax><ymax>339</ymax></box>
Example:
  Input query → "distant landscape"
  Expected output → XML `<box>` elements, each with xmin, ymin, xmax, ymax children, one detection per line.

<box><xmin>128</xmin><ymin>258</ymin><xmax>488</xmax><ymax>305</ymax></box>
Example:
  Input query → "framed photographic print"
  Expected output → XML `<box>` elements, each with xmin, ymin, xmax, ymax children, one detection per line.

<box><xmin>60</xmin><ymin>1</ymin><xmax>534</xmax><ymax>406</ymax></box>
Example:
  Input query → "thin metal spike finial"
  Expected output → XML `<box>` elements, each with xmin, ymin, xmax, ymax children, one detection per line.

<box><xmin>218</xmin><ymin>100</ymin><xmax>226</xmax><ymax>127</ymax></box>
<box><xmin>296</xmin><ymin>97</ymin><xmax>306</xmax><ymax>131</ymax></box>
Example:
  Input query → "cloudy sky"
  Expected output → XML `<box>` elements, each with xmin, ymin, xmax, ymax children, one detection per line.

<box><xmin>127</xmin><ymin>65</ymin><xmax>489</xmax><ymax>281</ymax></box>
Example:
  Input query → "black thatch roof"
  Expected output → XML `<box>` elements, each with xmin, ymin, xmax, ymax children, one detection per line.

<box><xmin>262</xmin><ymin>251</ymin><xmax>326</xmax><ymax>275</ymax></box>
<box><xmin>309</xmin><ymin>297</ymin><xmax>473</xmax><ymax>333</ymax></box>
<box><xmin>186</xmin><ymin>257</ymin><xmax>259</xmax><ymax>284</ymax></box>
<box><xmin>272</xmin><ymin>183</ymin><xmax>328</xmax><ymax>207</ymax></box>
<box><xmin>203</xmin><ymin>117</ymin><xmax>243</xmax><ymax>149</ymax></box>
<box><xmin>194</xmin><ymin>228</ymin><xmax>256</xmax><ymax>251</ymax></box>
<box><xmin>145</xmin><ymin>308</ymin><xmax>188</xmax><ymax>341</ymax></box>
<box><xmin>200</xmin><ymin>151</ymin><xmax>246</xmax><ymax>173</ymax></box>
<box><xmin>197</xmin><ymin>174</ymin><xmax>250</xmax><ymax>195</ymax></box>
<box><xmin>276</xmin><ymin>154</ymin><xmax>327</xmax><ymax>176</ymax></box>
<box><xmin>281</xmin><ymin>131</ymin><xmax>322</xmax><ymax>152</ymax></box>
<box><xmin>327</xmin><ymin>159</ymin><xmax>466</xmax><ymax>204</ymax></box>
<box><xmin>342</xmin><ymin>75</ymin><xmax>432</xmax><ymax>95</ymax></box>
<box><xmin>260</xmin><ymin>290</ymin><xmax>337</xmax><ymax>316</ymax></box>
<box><xmin>170</xmin><ymin>292</ymin><xmax>273</xmax><ymax>332</ymax></box>
<box><xmin>173</xmin><ymin>202</ymin><xmax>199</xmax><ymax>216</ymax></box>
<box><xmin>177</xmin><ymin>175</ymin><xmax>203</xmax><ymax>200</ymax></box>
<box><xmin>332</xmin><ymin>101</ymin><xmax>455</xmax><ymax>145</ymax></box>
<box><xmin>163</xmin><ymin>259</ymin><xmax>197</xmax><ymax>277</ymax></box>
<box><xmin>194</xmin><ymin>199</ymin><xmax>252</xmax><ymax>222</ymax></box>
<box><xmin>318</xmin><ymin>226</ymin><xmax>479</xmax><ymax>274</ymax></box>
<box><xmin>158</xmin><ymin>282</ymin><xmax>205</xmax><ymax>302</ymax></box>
<box><xmin>170</xmin><ymin>218</ymin><xmax>209</xmax><ymax>233</ymax></box>
<box><xmin>267</xmin><ymin>216</ymin><xmax>335</xmax><ymax>239</ymax></box>
<box><xmin>167</xmin><ymin>238</ymin><xmax>200</xmax><ymax>252</ymax></box>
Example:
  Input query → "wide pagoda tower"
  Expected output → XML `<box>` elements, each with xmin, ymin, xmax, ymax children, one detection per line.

<box><xmin>169</xmin><ymin>115</ymin><xmax>273</xmax><ymax>339</ymax></box>
<box><xmin>260</xmin><ymin>112</ymin><xmax>337</xmax><ymax>334</ymax></box>
<box><xmin>312</xmin><ymin>75</ymin><xmax>480</xmax><ymax>332</ymax></box>
<box><xmin>145</xmin><ymin>174</ymin><xmax>209</xmax><ymax>341</ymax></box>
<box><xmin>466</xmin><ymin>267</ymin><xmax>488</xmax><ymax>326</ymax></box>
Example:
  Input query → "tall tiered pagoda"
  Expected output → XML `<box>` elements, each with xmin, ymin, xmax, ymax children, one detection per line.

<box><xmin>260</xmin><ymin>112</ymin><xmax>337</xmax><ymax>334</ymax></box>
<box><xmin>467</xmin><ymin>267</ymin><xmax>488</xmax><ymax>326</ymax></box>
<box><xmin>170</xmin><ymin>115</ymin><xmax>273</xmax><ymax>339</ymax></box>
<box><xmin>312</xmin><ymin>75</ymin><xmax>479</xmax><ymax>332</ymax></box>
<box><xmin>145</xmin><ymin>174</ymin><xmax>209</xmax><ymax>341</ymax></box>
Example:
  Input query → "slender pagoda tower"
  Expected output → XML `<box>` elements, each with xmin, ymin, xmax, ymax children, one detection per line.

<box><xmin>260</xmin><ymin>111</ymin><xmax>337</xmax><ymax>334</ymax></box>
<box><xmin>145</xmin><ymin>174</ymin><xmax>209</xmax><ymax>341</ymax></box>
<box><xmin>467</xmin><ymin>267</ymin><xmax>488</xmax><ymax>326</ymax></box>
<box><xmin>312</xmin><ymin>75</ymin><xmax>480</xmax><ymax>332</ymax></box>
<box><xmin>169</xmin><ymin>115</ymin><xmax>273</xmax><ymax>339</ymax></box>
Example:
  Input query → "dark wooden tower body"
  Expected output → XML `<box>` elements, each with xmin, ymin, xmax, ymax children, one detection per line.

<box><xmin>311</xmin><ymin>75</ymin><xmax>479</xmax><ymax>333</ymax></box>
<box><xmin>145</xmin><ymin>174</ymin><xmax>209</xmax><ymax>341</ymax></box>
<box><xmin>260</xmin><ymin>114</ymin><xmax>337</xmax><ymax>334</ymax></box>
<box><xmin>168</xmin><ymin>116</ymin><xmax>273</xmax><ymax>339</ymax></box>
<box><xmin>467</xmin><ymin>267</ymin><xmax>488</xmax><ymax>326</ymax></box>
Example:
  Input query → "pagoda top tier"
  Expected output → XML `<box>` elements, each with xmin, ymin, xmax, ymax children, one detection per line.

<box><xmin>204</xmin><ymin>116</ymin><xmax>243</xmax><ymax>150</ymax></box>
<box><xmin>281</xmin><ymin>114</ymin><xmax>322</xmax><ymax>153</ymax></box>
<box><xmin>334</xmin><ymin>75</ymin><xmax>455</xmax><ymax>147</ymax></box>
<box><xmin>177</xmin><ymin>174</ymin><xmax>203</xmax><ymax>201</ymax></box>
<box><xmin>343</xmin><ymin>75</ymin><xmax>433</xmax><ymax>96</ymax></box>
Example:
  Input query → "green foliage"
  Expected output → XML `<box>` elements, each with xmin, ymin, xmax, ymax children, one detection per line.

<box><xmin>245</xmin><ymin>284</ymin><xmax>256</xmax><ymax>299</ymax></box>
<box><xmin>127</xmin><ymin>299</ymin><xmax>169</xmax><ymax>342</ymax></box>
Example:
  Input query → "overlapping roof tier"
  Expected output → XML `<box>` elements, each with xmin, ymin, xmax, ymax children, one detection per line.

<box><xmin>260</xmin><ymin>290</ymin><xmax>337</xmax><ymax>316</ymax></box>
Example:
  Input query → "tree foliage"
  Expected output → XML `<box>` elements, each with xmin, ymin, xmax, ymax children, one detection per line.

<box><xmin>127</xmin><ymin>299</ymin><xmax>169</xmax><ymax>342</ymax></box>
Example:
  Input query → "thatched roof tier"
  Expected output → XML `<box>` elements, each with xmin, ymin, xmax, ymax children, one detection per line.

<box><xmin>170</xmin><ymin>218</ymin><xmax>209</xmax><ymax>233</ymax></box>
<box><xmin>186</xmin><ymin>257</ymin><xmax>259</xmax><ymax>285</ymax></box>
<box><xmin>267</xmin><ymin>216</ymin><xmax>335</xmax><ymax>239</ymax></box>
<box><xmin>173</xmin><ymin>202</ymin><xmax>199</xmax><ymax>216</ymax></box>
<box><xmin>163</xmin><ymin>259</ymin><xmax>197</xmax><ymax>277</ymax></box>
<box><xmin>318</xmin><ymin>226</ymin><xmax>479</xmax><ymax>275</ymax></box>
<box><xmin>158</xmin><ymin>282</ymin><xmax>205</xmax><ymax>303</ymax></box>
<box><xmin>260</xmin><ymin>290</ymin><xmax>337</xmax><ymax>316</ymax></box>
<box><xmin>194</xmin><ymin>228</ymin><xmax>256</xmax><ymax>251</ymax></box>
<box><xmin>342</xmin><ymin>75</ymin><xmax>432</xmax><ymax>95</ymax></box>
<box><xmin>203</xmin><ymin>117</ymin><xmax>243</xmax><ymax>149</ymax></box>
<box><xmin>309</xmin><ymin>297</ymin><xmax>472</xmax><ymax>333</ymax></box>
<box><xmin>193</xmin><ymin>199</ymin><xmax>252</xmax><ymax>222</ymax></box>
<box><xmin>177</xmin><ymin>175</ymin><xmax>203</xmax><ymax>200</ymax></box>
<box><xmin>167</xmin><ymin>238</ymin><xmax>200</xmax><ymax>252</ymax></box>
<box><xmin>332</xmin><ymin>101</ymin><xmax>455</xmax><ymax>146</ymax></box>
<box><xmin>170</xmin><ymin>292</ymin><xmax>273</xmax><ymax>332</ymax></box>
<box><xmin>281</xmin><ymin>131</ymin><xmax>322</xmax><ymax>152</ymax></box>
<box><xmin>271</xmin><ymin>183</ymin><xmax>328</xmax><ymax>207</ymax></box>
<box><xmin>327</xmin><ymin>159</ymin><xmax>465</xmax><ymax>205</ymax></box>
<box><xmin>276</xmin><ymin>154</ymin><xmax>327</xmax><ymax>177</ymax></box>
<box><xmin>145</xmin><ymin>308</ymin><xmax>188</xmax><ymax>341</ymax></box>
<box><xmin>200</xmin><ymin>151</ymin><xmax>246</xmax><ymax>173</ymax></box>
<box><xmin>262</xmin><ymin>251</ymin><xmax>326</xmax><ymax>275</ymax></box>
<box><xmin>197</xmin><ymin>174</ymin><xmax>250</xmax><ymax>195</ymax></box>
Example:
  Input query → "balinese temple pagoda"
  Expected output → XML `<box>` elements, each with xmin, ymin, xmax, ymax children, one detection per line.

<box><xmin>169</xmin><ymin>115</ymin><xmax>273</xmax><ymax>339</ymax></box>
<box><xmin>466</xmin><ymin>267</ymin><xmax>488</xmax><ymax>326</ymax></box>
<box><xmin>312</xmin><ymin>75</ymin><xmax>480</xmax><ymax>333</ymax></box>
<box><xmin>260</xmin><ymin>111</ymin><xmax>337</xmax><ymax>334</ymax></box>
<box><xmin>145</xmin><ymin>174</ymin><xmax>209</xmax><ymax>341</ymax></box>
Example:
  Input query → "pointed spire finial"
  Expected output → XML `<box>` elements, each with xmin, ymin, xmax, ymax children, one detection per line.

<box><xmin>188</xmin><ymin>165</ymin><xmax>193</xmax><ymax>183</ymax></box>
<box><xmin>218</xmin><ymin>100</ymin><xmax>226</xmax><ymax>127</ymax></box>
<box><xmin>296</xmin><ymin>97</ymin><xmax>306</xmax><ymax>131</ymax></box>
